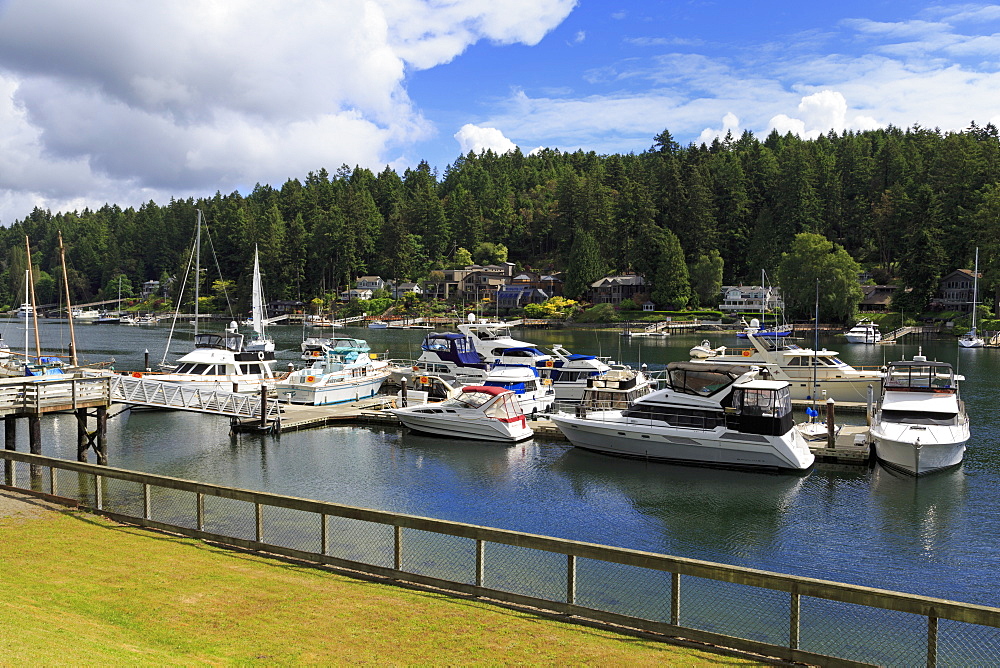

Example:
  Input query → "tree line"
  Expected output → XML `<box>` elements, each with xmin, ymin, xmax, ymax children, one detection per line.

<box><xmin>3</xmin><ymin>122</ymin><xmax>999</xmax><ymax>322</ymax></box>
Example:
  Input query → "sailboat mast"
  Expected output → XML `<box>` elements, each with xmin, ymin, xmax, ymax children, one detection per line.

<box><xmin>194</xmin><ymin>210</ymin><xmax>201</xmax><ymax>336</ymax></box>
<box><xmin>58</xmin><ymin>231</ymin><xmax>79</xmax><ymax>366</ymax></box>
<box><xmin>25</xmin><ymin>237</ymin><xmax>41</xmax><ymax>361</ymax></box>
<box><xmin>972</xmin><ymin>248</ymin><xmax>979</xmax><ymax>333</ymax></box>
<box><xmin>252</xmin><ymin>245</ymin><xmax>264</xmax><ymax>337</ymax></box>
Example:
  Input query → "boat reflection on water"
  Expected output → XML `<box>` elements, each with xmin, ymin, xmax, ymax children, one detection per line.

<box><xmin>392</xmin><ymin>429</ymin><xmax>544</xmax><ymax>481</ymax></box>
<box><xmin>552</xmin><ymin>447</ymin><xmax>808</xmax><ymax>557</ymax></box>
<box><xmin>870</xmin><ymin>462</ymin><xmax>967</xmax><ymax>552</ymax></box>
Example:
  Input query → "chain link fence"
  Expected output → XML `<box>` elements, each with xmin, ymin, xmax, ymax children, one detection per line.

<box><xmin>4</xmin><ymin>449</ymin><xmax>999</xmax><ymax>667</ymax></box>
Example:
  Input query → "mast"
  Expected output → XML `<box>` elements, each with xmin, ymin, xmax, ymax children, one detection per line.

<box><xmin>25</xmin><ymin>237</ymin><xmax>41</xmax><ymax>361</ymax></box>
<box><xmin>58</xmin><ymin>231</ymin><xmax>79</xmax><ymax>366</ymax></box>
<box><xmin>252</xmin><ymin>245</ymin><xmax>264</xmax><ymax>338</ymax></box>
<box><xmin>972</xmin><ymin>248</ymin><xmax>979</xmax><ymax>335</ymax></box>
<box><xmin>194</xmin><ymin>209</ymin><xmax>202</xmax><ymax>336</ymax></box>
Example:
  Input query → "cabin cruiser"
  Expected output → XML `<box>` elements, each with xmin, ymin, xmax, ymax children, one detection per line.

<box><xmin>404</xmin><ymin>332</ymin><xmax>554</xmax><ymax>414</ymax></box>
<box><xmin>871</xmin><ymin>354</ymin><xmax>969</xmax><ymax>475</ymax></box>
<box><xmin>690</xmin><ymin>339</ymin><xmax>727</xmax><ymax>359</ymax></box>
<box><xmin>844</xmin><ymin>318</ymin><xmax>882</xmax><ymax>344</ymax></box>
<box><xmin>689</xmin><ymin>327</ymin><xmax>883</xmax><ymax>403</ymax></box>
<box><xmin>457</xmin><ymin>318</ymin><xmax>611</xmax><ymax>400</ymax></box>
<box><xmin>275</xmin><ymin>342</ymin><xmax>390</xmax><ymax>406</ymax></box>
<box><xmin>387</xmin><ymin>385</ymin><xmax>533</xmax><ymax>442</ymax></box>
<box><xmin>550</xmin><ymin>362</ymin><xmax>814</xmax><ymax>471</ymax></box>
<box><xmin>152</xmin><ymin>322</ymin><xmax>277</xmax><ymax>392</ymax></box>
<box><xmin>574</xmin><ymin>366</ymin><xmax>655</xmax><ymax>411</ymax></box>
<box><xmin>16</xmin><ymin>303</ymin><xmax>34</xmax><ymax>318</ymax></box>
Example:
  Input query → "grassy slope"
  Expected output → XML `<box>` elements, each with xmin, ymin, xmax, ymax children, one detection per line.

<box><xmin>0</xmin><ymin>510</ymin><xmax>764</xmax><ymax>666</ymax></box>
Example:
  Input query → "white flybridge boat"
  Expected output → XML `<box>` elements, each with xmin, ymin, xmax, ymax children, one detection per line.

<box><xmin>550</xmin><ymin>361</ymin><xmax>814</xmax><ymax>471</ymax></box>
<box><xmin>156</xmin><ymin>211</ymin><xmax>277</xmax><ymax>392</ymax></box>
<box><xmin>387</xmin><ymin>385</ymin><xmax>533</xmax><ymax>442</ymax></box>
<box><xmin>275</xmin><ymin>338</ymin><xmax>390</xmax><ymax>406</ymax></box>
<box><xmin>959</xmin><ymin>248</ymin><xmax>985</xmax><ymax>348</ymax></box>
<box><xmin>871</xmin><ymin>353</ymin><xmax>970</xmax><ymax>475</ymax></box>
<box><xmin>689</xmin><ymin>319</ymin><xmax>883</xmax><ymax>403</ymax></box>
<box><xmin>457</xmin><ymin>315</ymin><xmax>611</xmax><ymax>401</ymax></box>
<box><xmin>843</xmin><ymin>318</ymin><xmax>882</xmax><ymax>344</ymax></box>
<box><xmin>244</xmin><ymin>246</ymin><xmax>275</xmax><ymax>353</ymax></box>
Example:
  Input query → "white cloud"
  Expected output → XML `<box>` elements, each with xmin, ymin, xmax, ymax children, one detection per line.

<box><xmin>0</xmin><ymin>0</ymin><xmax>575</xmax><ymax>222</ymax></box>
<box><xmin>696</xmin><ymin>112</ymin><xmax>741</xmax><ymax>146</ymax></box>
<box><xmin>454</xmin><ymin>124</ymin><xmax>518</xmax><ymax>154</ymax></box>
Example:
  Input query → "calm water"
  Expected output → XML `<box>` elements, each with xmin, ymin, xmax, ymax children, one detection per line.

<box><xmin>7</xmin><ymin>318</ymin><xmax>1000</xmax><ymax>607</ymax></box>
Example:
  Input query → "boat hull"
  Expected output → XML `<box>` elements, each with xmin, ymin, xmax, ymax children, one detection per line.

<box><xmin>550</xmin><ymin>413</ymin><xmax>814</xmax><ymax>471</ymax></box>
<box><xmin>388</xmin><ymin>410</ymin><xmax>532</xmax><ymax>442</ymax></box>
<box><xmin>871</xmin><ymin>425</ymin><xmax>968</xmax><ymax>475</ymax></box>
<box><xmin>276</xmin><ymin>374</ymin><xmax>388</xmax><ymax>406</ymax></box>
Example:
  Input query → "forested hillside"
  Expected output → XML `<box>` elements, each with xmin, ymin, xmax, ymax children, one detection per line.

<box><xmin>3</xmin><ymin>123</ymin><xmax>999</xmax><ymax>314</ymax></box>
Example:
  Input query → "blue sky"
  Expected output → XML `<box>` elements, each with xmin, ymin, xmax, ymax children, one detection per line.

<box><xmin>0</xmin><ymin>1</ymin><xmax>998</xmax><ymax>222</ymax></box>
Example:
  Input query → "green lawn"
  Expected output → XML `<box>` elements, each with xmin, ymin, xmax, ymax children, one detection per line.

<box><xmin>0</xmin><ymin>508</ymin><xmax>768</xmax><ymax>666</ymax></box>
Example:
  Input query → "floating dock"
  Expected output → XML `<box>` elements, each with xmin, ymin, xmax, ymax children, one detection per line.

<box><xmin>232</xmin><ymin>398</ymin><xmax>872</xmax><ymax>466</ymax></box>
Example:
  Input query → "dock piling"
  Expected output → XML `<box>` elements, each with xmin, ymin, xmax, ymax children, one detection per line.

<box><xmin>826</xmin><ymin>399</ymin><xmax>835</xmax><ymax>449</ymax></box>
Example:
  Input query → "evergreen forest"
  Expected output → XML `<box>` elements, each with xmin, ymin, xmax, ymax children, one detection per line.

<box><xmin>4</xmin><ymin>123</ymin><xmax>1000</xmax><ymax>321</ymax></box>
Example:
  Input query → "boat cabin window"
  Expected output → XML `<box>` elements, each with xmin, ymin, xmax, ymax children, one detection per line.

<box><xmin>622</xmin><ymin>404</ymin><xmax>727</xmax><ymax>429</ymax></box>
<box><xmin>885</xmin><ymin>363</ymin><xmax>954</xmax><ymax>390</ymax></box>
<box><xmin>667</xmin><ymin>367</ymin><xmax>736</xmax><ymax>397</ymax></box>
<box><xmin>880</xmin><ymin>409</ymin><xmax>959</xmax><ymax>425</ymax></box>
<box><xmin>729</xmin><ymin>386</ymin><xmax>794</xmax><ymax>435</ymax></box>
<box><xmin>176</xmin><ymin>363</ymin><xmax>212</xmax><ymax>375</ymax></box>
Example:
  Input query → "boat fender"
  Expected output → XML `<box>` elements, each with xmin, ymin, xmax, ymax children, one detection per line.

<box><xmin>545</xmin><ymin>360</ymin><xmax>554</xmax><ymax>368</ymax></box>
<box><xmin>742</xmin><ymin>350</ymin><xmax>752</xmax><ymax>357</ymax></box>
<box><xmin>132</xmin><ymin>372</ymin><xmax>142</xmax><ymax>378</ymax></box>
<box><xmin>412</xmin><ymin>365</ymin><xmax>419</xmax><ymax>372</ymax></box>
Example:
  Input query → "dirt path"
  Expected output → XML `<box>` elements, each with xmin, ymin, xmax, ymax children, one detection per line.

<box><xmin>0</xmin><ymin>489</ymin><xmax>62</xmax><ymax>519</ymax></box>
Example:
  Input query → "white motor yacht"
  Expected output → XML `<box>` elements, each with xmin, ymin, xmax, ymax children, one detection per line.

<box><xmin>301</xmin><ymin>336</ymin><xmax>371</xmax><ymax>362</ymax></box>
<box><xmin>690</xmin><ymin>327</ymin><xmax>883</xmax><ymax>403</ymax></box>
<box><xmin>871</xmin><ymin>354</ymin><xmax>970</xmax><ymax>475</ymax></box>
<box><xmin>275</xmin><ymin>342</ymin><xmax>390</xmax><ymax>406</ymax></box>
<box><xmin>690</xmin><ymin>339</ymin><xmax>727</xmax><ymax>359</ymax></box>
<box><xmin>387</xmin><ymin>385</ymin><xmax>533</xmax><ymax>442</ymax></box>
<box><xmin>550</xmin><ymin>361</ymin><xmax>815</xmax><ymax>471</ymax></box>
<box><xmin>843</xmin><ymin>318</ymin><xmax>882</xmax><ymax>344</ymax></box>
<box><xmin>573</xmin><ymin>366</ymin><xmax>655</xmax><ymax>411</ymax></box>
<box><xmin>152</xmin><ymin>322</ymin><xmax>277</xmax><ymax>392</ymax></box>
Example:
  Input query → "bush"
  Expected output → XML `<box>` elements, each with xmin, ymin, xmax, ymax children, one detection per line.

<box><xmin>575</xmin><ymin>303</ymin><xmax>621</xmax><ymax>323</ymax></box>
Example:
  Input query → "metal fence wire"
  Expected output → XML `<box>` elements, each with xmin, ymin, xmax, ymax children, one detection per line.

<box><xmin>3</xmin><ymin>449</ymin><xmax>1000</xmax><ymax>668</ymax></box>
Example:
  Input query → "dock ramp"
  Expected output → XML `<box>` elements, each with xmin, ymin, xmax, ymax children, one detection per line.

<box><xmin>109</xmin><ymin>375</ymin><xmax>281</xmax><ymax>421</ymax></box>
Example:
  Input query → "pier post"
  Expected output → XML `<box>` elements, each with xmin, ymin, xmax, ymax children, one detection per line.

<box><xmin>76</xmin><ymin>408</ymin><xmax>89</xmax><ymax>462</ymax></box>
<box><xmin>826</xmin><ymin>399</ymin><xmax>836</xmax><ymax>449</ymax></box>
<box><xmin>95</xmin><ymin>406</ymin><xmax>108</xmax><ymax>466</ymax></box>
<box><xmin>260</xmin><ymin>384</ymin><xmax>268</xmax><ymax>429</ymax></box>
<box><xmin>144</xmin><ymin>349</ymin><xmax>150</xmax><ymax>372</ymax></box>
<box><xmin>400</xmin><ymin>379</ymin><xmax>408</xmax><ymax>407</ymax></box>
<box><xmin>28</xmin><ymin>413</ymin><xmax>42</xmax><ymax>488</ymax></box>
<box><xmin>3</xmin><ymin>416</ymin><xmax>14</xmax><ymax>485</ymax></box>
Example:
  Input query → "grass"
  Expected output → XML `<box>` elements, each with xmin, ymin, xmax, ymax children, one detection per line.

<box><xmin>0</xmin><ymin>509</ymin><xmax>769</xmax><ymax>666</ymax></box>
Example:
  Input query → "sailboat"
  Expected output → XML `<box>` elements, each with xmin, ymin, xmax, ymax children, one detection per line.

<box><xmin>958</xmin><ymin>248</ymin><xmax>985</xmax><ymax>348</ymax></box>
<box><xmin>244</xmin><ymin>245</ymin><xmax>275</xmax><ymax>353</ymax></box>
<box><xmin>155</xmin><ymin>210</ymin><xmax>277</xmax><ymax>392</ymax></box>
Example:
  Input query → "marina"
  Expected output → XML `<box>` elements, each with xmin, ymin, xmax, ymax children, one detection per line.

<box><xmin>3</xmin><ymin>318</ymin><xmax>1000</xmax><ymax>614</ymax></box>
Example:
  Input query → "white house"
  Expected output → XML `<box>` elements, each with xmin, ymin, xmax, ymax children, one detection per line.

<box><xmin>356</xmin><ymin>276</ymin><xmax>386</xmax><ymax>291</ymax></box>
<box><xmin>389</xmin><ymin>282</ymin><xmax>423</xmax><ymax>299</ymax></box>
<box><xmin>718</xmin><ymin>285</ymin><xmax>783</xmax><ymax>313</ymax></box>
<box><xmin>340</xmin><ymin>288</ymin><xmax>374</xmax><ymax>301</ymax></box>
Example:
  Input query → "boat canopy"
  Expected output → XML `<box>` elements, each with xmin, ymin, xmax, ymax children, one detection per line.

<box><xmin>665</xmin><ymin>361</ymin><xmax>753</xmax><ymax>397</ymax></box>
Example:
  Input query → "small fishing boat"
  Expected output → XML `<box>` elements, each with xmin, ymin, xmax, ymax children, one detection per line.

<box><xmin>387</xmin><ymin>385</ymin><xmax>533</xmax><ymax>442</ymax></box>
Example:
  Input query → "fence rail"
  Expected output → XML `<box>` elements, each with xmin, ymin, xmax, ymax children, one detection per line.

<box><xmin>2</xmin><ymin>449</ymin><xmax>998</xmax><ymax>667</ymax></box>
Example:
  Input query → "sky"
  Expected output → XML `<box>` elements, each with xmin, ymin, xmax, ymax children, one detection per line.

<box><xmin>1</xmin><ymin>0</ymin><xmax>999</xmax><ymax>225</ymax></box>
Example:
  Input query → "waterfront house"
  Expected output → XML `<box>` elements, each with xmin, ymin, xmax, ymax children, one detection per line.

<box><xmin>424</xmin><ymin>263</ymin><xmax>514</xmax><ymax>300</ymax></box>
<box><xmin>937</xmin><ymin>269</ymin><xmax>979</xmax><ymax>314</ymax></box>
<box><xmin>339</xmin><ymin>288</ymin><xmax>374</xmax><ymax>301</ymax></box>
<box><xmin>510</xmin><ymin>271</ymin><xmax>564</xmax><ymax>298</ymax></box>
<box><xmin>858</xmin><ymin>285</ymin><xmax>898</xmax><ymax>313</ymax></box>
<box><xmin>718</xmin><ymin>285</ymin><xmax>782</xmax><ymax>313</ymax></box>
<box><xmin>356</xmin><ymin>276</ymin><xmax>386</xmax><ymax>292</ymax></box>
<box><xmin>588</xmin><ymin>274</ymin><xmax>646</xmax><ymax>305</ymax></box>
<box><xmin>497</xmin><ymin>285</ymin><xmax>550</xmax><ymax>310</ymax></box>
<box><xmin>388</xmin><ymin>282</ymin><xmax>423</xmax><ymax>299</ymax></box>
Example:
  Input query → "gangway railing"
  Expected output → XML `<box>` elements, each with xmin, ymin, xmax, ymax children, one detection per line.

<box><xmin>879</xmin><ymin>325</ymin><xmax>940</xmax><ymax>343</ymax></box>
<box><xmin>109</xmin><ymin>375</ymin><xmax>281</xmax><ymax>421</ymax></box>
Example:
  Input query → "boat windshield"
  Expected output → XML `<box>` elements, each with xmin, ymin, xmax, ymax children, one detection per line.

<box><xmin>880</xmin><ymin>409</ymin><xmax>959</xmax><ymax>425</ymax></box>
<box><xmin>668</xmin><ymin>367</ymin><xmax>738</xmax><ymax>396</ymax></box>
<box><xmin>885</xmin><ymin>362</ymin><xmax>955</xmax><ymax>390</ymax></box>
<box><xmin>441</xmin><ymin>391</ymin><xmax>495</xmax><ymax>409</ymax></box>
